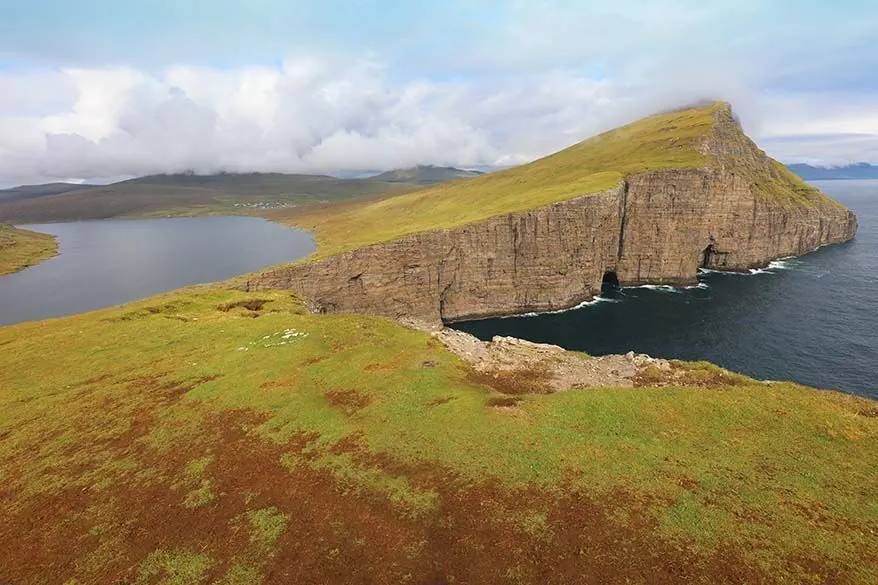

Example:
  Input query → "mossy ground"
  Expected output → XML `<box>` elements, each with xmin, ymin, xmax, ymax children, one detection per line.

<box><xmin>1</xmin><ymin>288</ymin><xmax>875</xmax><ymax>584</ymax></box>
<box><xmin>0</xmin><ymin>224</ymin><xmax>58</xmax><ymax>275</ymax></box>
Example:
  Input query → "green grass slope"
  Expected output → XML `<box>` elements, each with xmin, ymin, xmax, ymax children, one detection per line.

<box><xmin>0</xmin><ymin>224</ymin><xmax>58</xmax><ymax>275</ymax></box>
<box><xmin>1</xmin><ymin>288</ymin><xmax>875</xmax><ymax>584</ymax></box>
<box><xmin>0</xmin><ymin>182</ymin><xmax>99</xmax><ymax>202</ymax></box>
<box><xmin>279</xmin><ymin>102</ymin><xmax>838</xmax><ymax>259</ymax></box>
<box><xmin>0</xmin><ymin>173</ymin><xmax>413</xmax><ymax>223</ymax></box>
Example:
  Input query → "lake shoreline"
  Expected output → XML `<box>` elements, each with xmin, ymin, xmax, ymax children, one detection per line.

<box><xmin>0</xmin><ymin>216</ymin><xmax>314</xmax><ymax>326</ymax></box>
<box><xmin>0</xmin><ymin>224</ymin><xmax>59</xmax><ymax>276</ymax></box>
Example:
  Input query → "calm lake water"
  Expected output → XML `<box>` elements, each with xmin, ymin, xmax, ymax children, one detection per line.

<box><xmin>0</xmin><ymin>216</ymin><xmax>313</xmax><ymax>326</ymax></box>
<box><xmin>456</xmin><ymin>181</ymin><xmax>878</xmax><ymax>399</ymax></box>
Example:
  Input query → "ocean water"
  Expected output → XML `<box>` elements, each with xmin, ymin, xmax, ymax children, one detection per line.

<box><xmin>455</xmin><ymin>180</ymin><xmax>878</xmax><ymax>399</ymax></box>
<box><xmin>0</xmin><ymin>216</ymin><xmax>314</xmax><ymax>326</ymax></box>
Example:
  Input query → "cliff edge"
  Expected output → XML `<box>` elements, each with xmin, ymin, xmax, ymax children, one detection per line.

<box><xmin>246</xmin><ymin>102</ymin><xmax>857</xmax><ymax>324</ymax></box>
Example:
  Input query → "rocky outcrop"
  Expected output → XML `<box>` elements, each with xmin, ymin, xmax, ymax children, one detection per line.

<box><xmin>434</xmin><ymin>328</ymin><xmax>672</xmax><ymax>391</ymax></box>
<box><xmin>244</xmin><ymin>107</ymin><xmax>858</xmax><ymax>325</ymax></box>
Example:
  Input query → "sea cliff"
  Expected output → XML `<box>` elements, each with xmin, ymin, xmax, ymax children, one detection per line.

<box><xmin>245</xmin><ymin>103</ymin><xmax>857</xmax><ymax>324</ymax></box>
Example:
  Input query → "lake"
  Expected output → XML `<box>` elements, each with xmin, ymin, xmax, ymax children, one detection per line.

<box><xmin>3</xmin><ymin>186</ymin><xmax>875</xmax><ymax>399</ymax></box>
<box><xmin>0</xmin><ymin>216</ymin><xmax>313</xmax><ymax>326</ymax></box>
<box><xmin>456</xmin><ymin>181</ymin><xmax>878</xmax><ymax>399</ymax></box>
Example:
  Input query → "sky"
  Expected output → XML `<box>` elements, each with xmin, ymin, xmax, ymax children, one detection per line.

<box><xmin>1</xmin><ymin>0</ymin><xmax>877</xmax><ymax>186</ymax></box>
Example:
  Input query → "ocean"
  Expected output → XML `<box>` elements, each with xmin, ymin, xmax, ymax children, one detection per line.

<box><xmin>455</xmin><ymin>180</ymin><xmax>878</xmax><ymax>399</ymax></box>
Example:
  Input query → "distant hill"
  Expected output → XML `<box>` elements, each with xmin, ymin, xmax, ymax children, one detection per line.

<box><xmin>0</xmin><ymin>173</ymin><xmax>417</xmax><ymax>223</ymax></box>
<box><xmin>788</xmin><ymin>163</ymin><xmax>878</xmax><ymax>180</ymax></box>
<box><xmin>369</xmin><ymin>165</ymin><xmax>484</xmax><ymax>185</ymax></box>
<box><xmin>120</xmin><ymin>172</ymin><xmax>343</xmax><ymax>194</ymax></box>
<box><xmin>0</xmin><ymin>182</ymin><xmax>99</xmax><ymax>203</ymax></box>
<box><xmin>0</xmin><ymin>169</ymin><xmax>492</xmax><ymax>223</ymax></box>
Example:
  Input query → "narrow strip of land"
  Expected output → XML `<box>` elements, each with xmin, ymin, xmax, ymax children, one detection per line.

<box><xmin>0</xmin><ymin>224</ymin><xmax>58</xmax><ymax>276</ymax></box>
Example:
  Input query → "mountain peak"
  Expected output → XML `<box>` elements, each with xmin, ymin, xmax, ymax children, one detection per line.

<box><xmin>370</xmin><ymin>166</ymin><xmax>484</xmax><ymax>185</ymax></box>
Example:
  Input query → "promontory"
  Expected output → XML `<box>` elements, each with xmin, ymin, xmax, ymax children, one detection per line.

<box><xmin>249</xmin><ymin>102</ymin><xmax>857</xmax><ymax>324</ymax></box>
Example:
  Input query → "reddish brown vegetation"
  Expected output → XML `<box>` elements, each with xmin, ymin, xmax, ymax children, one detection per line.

<box><xmin>0</xmin><ymin>379</ymin><xmax>850</xmax><ymax>585</ymax></box>
<box><xmin>260</xmin><ymin>379</ymin><xmax>294</xmax><ymax>390</ymax></box>
<box><xmin>217</xmin><ymin>298</ymin><xmax>270</xmax><ymax>312</ymax></box>
<box><xmin>324</xmin><ymin>389</ymin><xmax>372</xmax><ymax>415</ymax></box>
<box><xmin>466</xmin><ymin>367</ymin><xmax>554</xmax><ymax>395</ymax></box>
<box><xmin>425</xmin><ymin>396</ymin><xmax>456</xmax><ymax>408</ymax></box>
<box><xmin>364</xmin><ymin>362</ymin><xmax>393</xmax><ymax>371</ymax></box>
<box><xmin>486</xmin><ymin>396</ymin><xmax>523</xmax><ymax>408</ymax></box>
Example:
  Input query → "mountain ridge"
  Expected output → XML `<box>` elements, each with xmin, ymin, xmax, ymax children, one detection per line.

<box><xmin>0</xmin><ymin>182</ymin><xmax>100</xmax><ymax>203</ymax></box>
<box><xmin>0</xmin><ymin>167</ymin><xmax>495</xmax><ymax>223</ymax></box>
<box><xmin>0</xmin><ymin>172</ymin><xmax>416</xmax><ymax>223</ymax></box>
<box><xmin>369</xmin><ymin>165</ymin><xmax>484</xmax><ymax>184</ymax></box>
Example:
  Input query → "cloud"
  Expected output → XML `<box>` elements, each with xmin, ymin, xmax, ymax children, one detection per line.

<box><xmin>2</xmin><ymin>56</ymin><xmax>878</xmax><ymax>187</ymax></box>
<box><xmin>760</xmin><ymin>134</ymin><xmax>878</xmax><ymax>166</ymax></box>
<box><xmin>2</xmin><ymin>1</ymin><xmax>878</xmax><ymax>185</ymax></box>
<box><xmin>0</xmin><ymin>59</ymin><xmax>618</xmax><ymax>185</ymax></box>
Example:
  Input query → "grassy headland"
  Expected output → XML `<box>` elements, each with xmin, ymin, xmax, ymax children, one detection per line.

<box><xmin>274</xmin><ymin>102</ymin><xmax>836</xmax><ymax>259</ymax></box>
<box><xmin>0</xmin><ymin>224</ymin><xmax>58</xmax><ymax>275</ymax></box>
<box><xmin>0</xmin><ymin>288</ymin><xmax>875</xmax><ymax>584</ymax></box>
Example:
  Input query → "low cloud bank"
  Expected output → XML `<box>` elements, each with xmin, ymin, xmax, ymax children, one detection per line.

<box><xmin>1</xmin><ymin>59</ymin><xmax>876</xmax><ymax>187</ymax></box>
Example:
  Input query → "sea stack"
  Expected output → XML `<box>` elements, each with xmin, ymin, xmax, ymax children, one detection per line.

<box><xmin>247</xmin><ymin>102</ymin><xmax>858</xmax><ymax>324</ymax></box>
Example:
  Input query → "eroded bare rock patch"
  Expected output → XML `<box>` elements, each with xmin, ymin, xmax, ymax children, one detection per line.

<box><xmin>435</xmin><ymin>329</ymin><xmax>675</xmax><ymax>392</ymax></box>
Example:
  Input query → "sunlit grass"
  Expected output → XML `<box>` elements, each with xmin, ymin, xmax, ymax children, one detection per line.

<box><xmin>0</xmin><ymin>223</ymin><xmax>57</xmax><ymax>275</ymax></box>
<box><xmin>1</xmin><ymin>287</ymin><xmax>875</xmax><ymax>582</ymax></box>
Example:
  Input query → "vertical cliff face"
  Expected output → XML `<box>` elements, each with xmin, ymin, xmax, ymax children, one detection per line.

<box><xmin>245</xmin><ymin>105</ymin><xmax>857</xmax><ymax>324</ymax></box>
<box><xmin>615</xmin><ymin>169</ymin><xmax>857</xmax><ymax>284</ymax></box>
<box><xmin>248</xmin><ymin>188</ymin><xmax>624</xmax><ymax>324</ymax></box>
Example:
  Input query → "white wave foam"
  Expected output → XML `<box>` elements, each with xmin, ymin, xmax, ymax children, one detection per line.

<box><xmin>685</xmin><ymin>282</ymin><xmax>710</xmax><ymax>290</ymax></box>
<box><xmin>701</xmin><ymin>254</ymin><xmax>803</xmax><ymax>277</ymax></box>
<box><xmin>767</xmin><ymin>260</ymin><xmax>788</xmax><ymax>270</ymax></box>
<box><xmin>506</xmin><ymin>296</ymin><xmax>621</xmax><ymax>318</ymax></box>
<box><xmin>627</xmin><ymin>284</ymin><xmax>683</xmax><ymax>293</ymax></box>
<box><xmin>701</xmin><ymin>267</ymin><xmax>776</xmax><ymax>276</ymax></box>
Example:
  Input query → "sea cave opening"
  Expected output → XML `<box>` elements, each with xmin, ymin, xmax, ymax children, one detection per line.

<box><xmin>601</xmin><ymin>271</ymin><xmax>620</xmax><ymax>296</ymax></box>
<box><xmin>701</xmin><ymin>244</ymin><xmax>715</xmax><ymax>269</ymax></box>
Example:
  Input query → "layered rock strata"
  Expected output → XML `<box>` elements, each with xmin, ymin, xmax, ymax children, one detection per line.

<box><xmin>245</xmin><ymin>109</ymin><xmax>857</xmax><ymax>325</ymax></box>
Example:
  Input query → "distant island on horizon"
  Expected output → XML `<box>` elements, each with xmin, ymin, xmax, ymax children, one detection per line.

<box><xmin>787</xmin><ymin>162</ymin><xmax>878</xmax><ymax>180</ymax></box>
